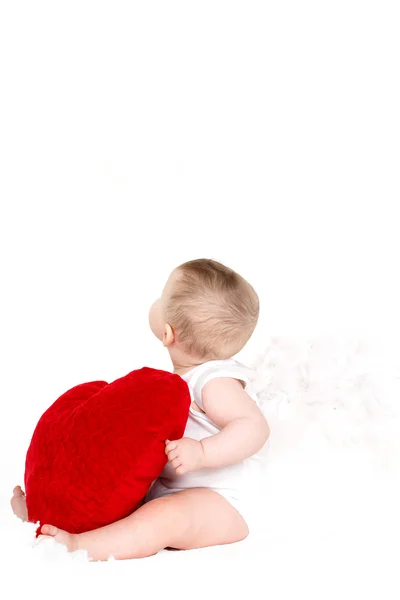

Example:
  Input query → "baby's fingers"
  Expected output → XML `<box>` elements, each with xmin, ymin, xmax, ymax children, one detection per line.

<box><xmin>167</xmin><ymin>450</ymin><xmax>179</xmax><ymax>462</ymax></box>
<box><xmin>165</xmin><ymin>440</ymin><xmax>178</xmax><ymax>454</ymax></box>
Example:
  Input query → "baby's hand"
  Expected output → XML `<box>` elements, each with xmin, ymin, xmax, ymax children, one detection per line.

<box><xmin>165</xmin><ymin>438</ymin><xmax>205</xmax><ymax>475</ymax></box>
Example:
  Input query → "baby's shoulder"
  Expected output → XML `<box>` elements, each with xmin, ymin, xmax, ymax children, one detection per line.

<box><xmin>185</xmin><ymin>359</ymin><xmax>257</xmax><ymax>410</ymax></box>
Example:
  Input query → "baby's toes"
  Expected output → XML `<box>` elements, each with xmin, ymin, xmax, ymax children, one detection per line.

<box><xmin>13</xmin><ymin>486</ymin><xmax>25</xmax><ymax>497</ymax></box>
<box><xmin>40</xmin><ymin>525</ymin><xmax>78</xmax><ymax>552</ymax></box>
<box><xmin>41</xmin><ymin>524</ymin><xmax>59</xmax><ymax>537</ymax></box>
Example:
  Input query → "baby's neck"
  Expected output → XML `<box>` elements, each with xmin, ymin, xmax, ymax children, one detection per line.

<box><xmin>172</xmin><ymin>361</ymin><xmax>202</xmax><ymax>376</ymax></box>
<box><xmin>169</xmin><ymin>349</ymin><xmax>205</xmax><ymax>377</ymax></box>
<box><xmin>169</xmin><ymin>348</ymin><xmax>230</xmax><ymax>377</ymax></box>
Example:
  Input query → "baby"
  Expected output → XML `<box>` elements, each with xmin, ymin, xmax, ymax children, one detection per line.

<box><xmin>11</xmin><ymin>258</ymin><xmax>270</xmax><ymax>561</ymax></box>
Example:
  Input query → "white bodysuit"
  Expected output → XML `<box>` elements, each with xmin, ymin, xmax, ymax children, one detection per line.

<box><xmin>145</xmin><ymin>358</ymin><xmax>265</xmax><ymax>530</ymax></box>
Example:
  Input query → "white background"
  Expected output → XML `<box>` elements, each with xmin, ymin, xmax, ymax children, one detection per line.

<box><xmin>0</xmin><ymin>1</ymin><xmax>399</xmax><ymax>598</ymax></box>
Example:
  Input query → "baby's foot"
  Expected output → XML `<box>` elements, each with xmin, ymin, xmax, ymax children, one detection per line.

<box><xmin>40</xmin><ymin>524</ymin><xmax>78</xmax><ymax>553</ymax></box>
<box><xmin>10</xmin><ymin>486</ymin><xmax>28</xmax><ymax>521</ymax></box>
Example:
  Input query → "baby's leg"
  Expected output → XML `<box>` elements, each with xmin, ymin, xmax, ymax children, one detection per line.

<box><xmin>41</xmin><ymin>488</ymin><xmax>249</xmax><ymax>561</ymax></box>
<box><xmin>10</xmin><ymin>486</ymin><xmax>28</xmax><ymax>521</ymax></box>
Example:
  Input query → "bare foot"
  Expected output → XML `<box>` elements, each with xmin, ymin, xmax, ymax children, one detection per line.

<box><xmin>10</xmin><ymin>486</ymin><xmax>28</xmax><ymax>521</ymax></box>
<box><xmin>40</xmin><ymin>524</ymin><xmax>79</xmax><ymax>553</ymax></box>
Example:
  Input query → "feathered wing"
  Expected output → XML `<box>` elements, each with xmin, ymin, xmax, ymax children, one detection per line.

<box><xmin>247</xmin><ymin>334</ymin><xmax>400</xmax><ymax>469</ymax></box>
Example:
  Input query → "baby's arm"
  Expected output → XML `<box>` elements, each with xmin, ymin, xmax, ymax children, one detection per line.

<box><xmin>165</xmin><ymin>378</ymin><xmax>270</xmax><ymax>473</ymax></box>
<box><xmin>200</xmin><ymin>378</ymin><xmax>269</xmax><ymax>467</ymax></box>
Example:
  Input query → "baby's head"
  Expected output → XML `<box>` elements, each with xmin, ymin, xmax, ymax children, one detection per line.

<box><xmin>149</xmin><ymin>259</ymin><xmax>259</xmax><ymax>362</ymax></box>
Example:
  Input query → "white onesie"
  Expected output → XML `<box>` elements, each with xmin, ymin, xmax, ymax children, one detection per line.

<box><xmin>145</xmin><ymin>358</ymin><xmax>265</xmax><ymax>530</ymax></box>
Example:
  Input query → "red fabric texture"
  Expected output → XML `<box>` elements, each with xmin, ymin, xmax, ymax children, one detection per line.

<box><xmin>24</xmin><ymin>367</ymin><xmax>190</xmax><ymax>536</ymax></box>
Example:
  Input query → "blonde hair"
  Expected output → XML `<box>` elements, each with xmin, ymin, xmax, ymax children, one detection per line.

<box><xmin>165</xmin><ymin>258</ymin><xmax>259</xmax><ymax>360</ymax></box>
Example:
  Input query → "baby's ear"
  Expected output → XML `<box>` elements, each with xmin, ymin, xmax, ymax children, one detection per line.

<box><xmin>163</xmin><ymin>323</ymin><xmax>175</xmax><ymax>347</ymax></box>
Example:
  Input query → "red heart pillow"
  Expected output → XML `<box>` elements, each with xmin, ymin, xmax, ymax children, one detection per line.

<box><xmin>24</xmin><ymin>367</ymin><xmax>190</xmax><ymax>535</ymax></box>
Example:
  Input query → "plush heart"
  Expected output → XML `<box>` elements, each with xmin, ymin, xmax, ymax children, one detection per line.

<box><xmin>24</xmin><ymin>367</ymin><xmax>190</xmax><ymax>535</ymax></box>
